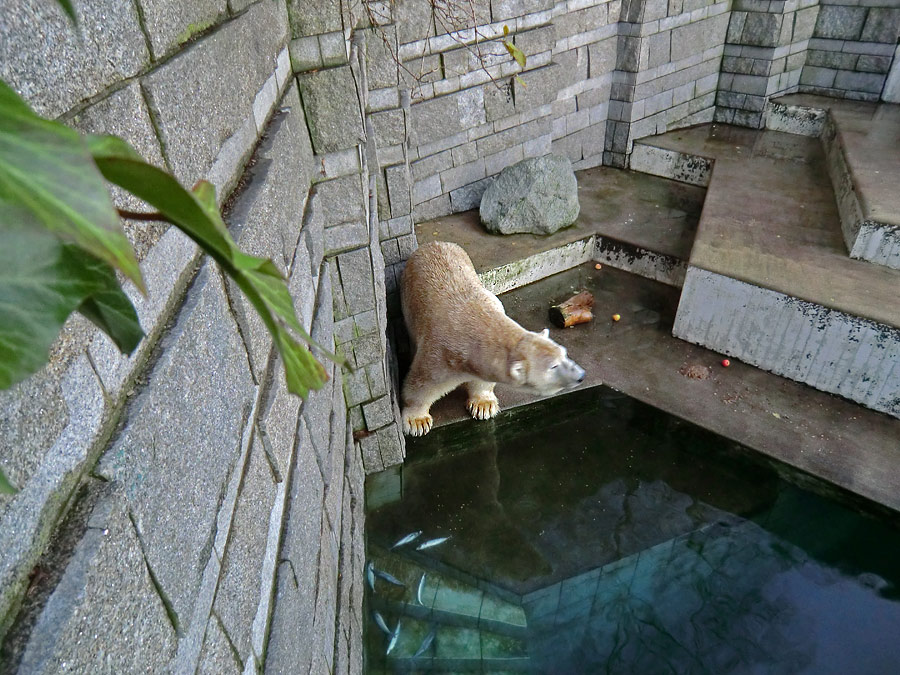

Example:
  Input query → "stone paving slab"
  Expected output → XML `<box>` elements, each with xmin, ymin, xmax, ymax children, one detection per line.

<box><xmin>423</xmin><ymin>264</ymin><xmax>900</xmax><ymax>514</ymax></box>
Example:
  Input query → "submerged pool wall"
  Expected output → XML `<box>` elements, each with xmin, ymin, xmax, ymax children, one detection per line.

<box><xmin>1</xmin><ymin>0</ymin><xmax>898</xmax><ymax>672</ymax></box>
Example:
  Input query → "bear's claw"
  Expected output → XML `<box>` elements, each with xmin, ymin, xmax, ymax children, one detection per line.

<box><xmin>403</xmin><ymin>414</ymin><xmax>433</xmax><ymax>437</ymax></box>
<box><xmin>467</xmin><ymin>395</ymin><xmax>500</xmax><ymax>421</ymax></box>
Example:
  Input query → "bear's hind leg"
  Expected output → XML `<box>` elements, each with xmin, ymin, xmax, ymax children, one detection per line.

<box><xmin>466</xmin><ymin>380</ymin><xmax>500</xmax><ymax>421</ymax></box>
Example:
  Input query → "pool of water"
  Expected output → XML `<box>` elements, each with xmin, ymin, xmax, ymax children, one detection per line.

<box><xmin>363</xmin><ymin>386</ymin><xmax>900</xmax><ymax>674</ymax></box>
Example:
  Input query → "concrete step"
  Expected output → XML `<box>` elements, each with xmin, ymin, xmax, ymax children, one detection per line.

<box><xmin>629</xmin><ymin>123</ymin><xmax>900</xmax><ymax>418</ymax></box>
<box><xmin>765</xmin><ymin>94</ymin><xmax>900</xmax><ymax>270</ymax></box>
<box><xmin>368</xmin><ymin>545</ymin><xmax>528</xmax><ymax>638</ymax></box>
<box><xmin>415</xmin><ymin>166</ymin><xmax>705</xmax><ymax>290</ymax></box>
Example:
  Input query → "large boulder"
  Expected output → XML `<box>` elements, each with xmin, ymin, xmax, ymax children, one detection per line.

<box><xmin>479</xmin><ymin>154</ymin><xmax>580</xmax><ymax>235</ymax></box>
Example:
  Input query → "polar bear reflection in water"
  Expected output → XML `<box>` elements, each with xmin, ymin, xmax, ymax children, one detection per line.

<box><xmin>400</xmin><ymin>241</ymin><xmax>585</xmax><ymax>437</ymax></box>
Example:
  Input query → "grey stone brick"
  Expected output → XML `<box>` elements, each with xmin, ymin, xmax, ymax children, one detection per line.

<box><xmin>861</xmin><ymin>8</ymin><xmax>900</xmax><ymax>44</ymax></box>
<box><xmin>483</xmin><ymin>80</ymin><xmax>516</xmax><ymax>122</ymax></box>
<box><xmin>834</xmin><ymin>70</ymin><xmax>886</xmax><ymax>94</ymax></box>
<box><xmin>377</xmin><ymin>423</ymin><xmax>405</xmax><ymax>468</ymax></box>
<box><xmin>441</xmin><ymin>157</ymin><xmax>487</xmax><ymax>192</ymax></box>
<box><xmin>138</xmin><ymin>0</ymin><xmax>227</xmax><ymax>60</ymax></box>
<box><xmin>337</xmin><ymin>248</ymin><xmax>377</xmax><ymax>315</ymax></box>
<box><xmin>395</xmin><ymin>0</ymin><xmax>436</xmax><ymax>44</ymax></box>
<box><xmin>143</xmin><ymin>1</ymin><xmax>288</xmax><ymax>187</ymax></box>
<box><xmin>857</xmin><ymin>55</ymin><xmax>892</xmax><ymax>74</ymax></box>
<box><xmin>741</xmin><ymin>13</ymin><xmax>783</xmax><ymax>48</ymax></box>
<box><xmin>410</xmin><ymin>94</ymin><xmax>459</xmax><ymax>146</ymax></box>
<box><xmin>69</xmin><ymin>83</ymin><xmax>169</xmax><ymax>261</ymax></box>
<box><xmin>319</xmin><ymin>31</ymin><xmax>347</xmax><ymax>67</ymax></box>
<box><xmin>793</xmin><ymin>6</ymin><xmax>819</xmax><ymax>43</ymax></box>
<box><xmin>413</xmin><ymin>173</ymin><xmax>443</xmax><ymax>205</ymax></box>
<box><xmin>450</xmin><ymin>177</ymin><xmax>492</xmax><ymax>211</ymax></box>
<box><xmin>800</xmin><ymin>66</ymin><xmax>837</xmax><ymax>88</ymax></box>
<box><xmin>197</xmin><ymin>614</ymin><xmax>241</xmax><ymax>674</ymax></box>
<box><xmin>363</xmin><ymin>396</ymin><xmax>394</xmax><ymax>430</ymax></box>
<box><xmin>648</xmin><ymin>31</ymin><xmax>671</xmax><ymax>69</ymax></box>
<box><xmin>358</xmin><ymin>433</ymin><xmax>384</xmax><ymax>472</ymax></box>
<box><xmin>366</xmin><ymin>362</ymin><xmax>389</xmax><ymax>399</ymax></box>
<box><xmin>491</xmin><ymin>0</ymin><xmax>554</xmax><ymax>22</ymax></box>
<box><xmin>0</xmin><ymin>0</ymin><xmax>149</xmax><ymax>118</ymax></box>
<box><xmin>287</xmin><ymin>0</ymin><xmax>342</xmax><ymax>37</ymax></box>
<box><xmin>317</xmin><ymin>174</ymin><xmax>366</xmax><ymax>227</ymax></box>
<box><xmin>351</xmin><ymin>334</ymin><xmax>382</xmax><ymax>368</ymax></box>
<box><xmin>371</xmin><ymin>109</ymin><xmax>406</xmax><ymax>147</ymax></box>
<box><xmin>14</xmin><ymin>484</ymin><xmax>177</xmax><ymax>673</ymax></box>
<box><xmin>326</xmin><ymin>221</ymin><xmax>370</xmax><ymax>256</ymax></box>
<box><xmin>589</xmin><ymin>37</ymin><xmax>619</xmax><ymax>78</ymax></box>
<box><xmin>296</xmin><ymin>66</ymin><xmax>365</xmax><ymax>154</ymax></box>
<box><xmin>213</xmin><ymin>439</ymin><xmax>278</xmax><ymax>661</ymax></box>
<box><xmin>289</xmin><ymin>36</ymin><xmax>322</xmax><ymax>72</ymax></box>
<box><xmin>413</xmin><ymin>193</ymin><xmax>452</xmax><ymax>222</ymax></box>
<box><xmin>265</xmin><ymin>421</ymin><xmax>323</xmax><ymax>674</ymax></box>
<box><xmin>814</xmin><ymin>6</ymin><xmax>867</xmax><ymax>41</ymax></box>
<box><xmin>225</xmin><ymin>84</ymin><xmax>314</xmax><ymax>375</ymax></box>
<box><xmin>484</xmin><ymin>145</ymin><xmax>524</xmax><ymax>176</ymax></box>
<box><xmin>96</xmin><ymin>264</ymin><xmax>257</xmax><ymax>630</ymax></box>
<box><xmin>381</xmin><ymin>239</ymin><xmax>402</xmax><ymax>266</ymax></box>
<box><xmin>515</xmin><ymin>25</ymin><xmax>556</xmax><ymax>56</ymax></box>
<box><xmin>386</xmin><ymin>164</ymin><xmax>413</xmax><ymax>216</ymax></box>
<box><xmin>366</xmin><ymin>26</ymin><xmax>399</xmax><ymax>89</ymax></box>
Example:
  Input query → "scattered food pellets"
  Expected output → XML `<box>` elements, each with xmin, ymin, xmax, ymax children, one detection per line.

<box><xmin>612</xmin><ymin>314</ymin><xmax>621</xmax><ymax>322</ymax></box>
<box><xmin>594</xmin><ymin>263</ymin><xmax>602</xmax><ymax>270</ymax></box>
<box><xmin>722</xmin><ymin>359</ymin><xmax>731</xmax><ymax>367</ymax></box>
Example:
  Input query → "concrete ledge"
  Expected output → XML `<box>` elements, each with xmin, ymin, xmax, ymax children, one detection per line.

<box><xmin>674</xmin><ymin>266</ymin><xmax>900</xmax><ymax>419</ymax></box>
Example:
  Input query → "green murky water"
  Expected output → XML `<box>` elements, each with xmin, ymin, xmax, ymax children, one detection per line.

<box><xmin>364</xmin><ymin>386</ymin><xmax>900</xmax><ymax>674</ymax></box>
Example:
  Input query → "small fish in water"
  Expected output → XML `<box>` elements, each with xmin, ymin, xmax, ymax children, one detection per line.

<box><xmin>416</xmin><ymin>573</ymin><xmax>427</xmax><ymax>606</ymax></box>
<box><xmin>386</xmin><ymin>620</ymin><xmax>401</xmax><ymax>655</ymax></box>
<box><xmin>416</xmin><ymin>536</ymin><xmax>450</xmax><ymax>550</ymax></box>
<box><xmin>372</xmin><ymin>611</ymin><xmax>391</xmax><ymax>636</ymax></box>
<box><xmin>413</xmin><ymin>627</ymin><xmax>436</xmax><ymax>658</ymax></box>
<box><xmin>391</xmin><ymin>530</ymin><xmax>422</xmax><ymax>549</ymax></box>
<box><xmin>365</xmin><ymin>562</ymin><xmax>376</xmax><ymax>592</ymax></box>
<box><xmin>374</xmin><ymin>568</ymin><xmax>405</xmax><ymax>587</ymax></box>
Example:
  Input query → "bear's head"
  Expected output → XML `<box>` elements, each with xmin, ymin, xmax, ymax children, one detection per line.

<box><xmin>509</xmin><ymin>329</ymin><xmax>585</xmax><ymax>394</ymax></box>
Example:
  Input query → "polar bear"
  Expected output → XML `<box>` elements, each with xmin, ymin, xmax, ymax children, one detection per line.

<box><xmin>400</xmin><ymin>241</ymin><xmax>586</xmax><ymax>437</ymax></box>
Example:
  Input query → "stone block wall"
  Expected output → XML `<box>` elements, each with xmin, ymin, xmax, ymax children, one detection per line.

<box><xmin>605</xmin><ymin>0</ymin><xmax>730</xmax><ymax>166</ymax></box>
<box><xmin>0</xmin><ymin>1</ymin><xmax>400</xmax><ymax>672</ymax></box>
<box><xmin>799</xmin><ymin>1</ymin><xmax>900</xmax><ymax>101</ymax></box>
<box><xmin>715</xmin><ymin>0</ymin><xmax>820</xmax><ymax>128</ymax></box>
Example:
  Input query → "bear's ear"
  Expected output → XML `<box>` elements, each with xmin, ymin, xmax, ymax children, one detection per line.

<box><xmin>540</xmin><ymin>328</ymin><xmax>550</xmax><ymax>339</ymax></box>
<box><xmin>509</xmin><ymin>360</ymin><xmax>527</xmax><ymax>384</ymax></box>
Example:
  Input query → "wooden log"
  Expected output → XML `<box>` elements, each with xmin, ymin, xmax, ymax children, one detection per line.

<box><xmin>548</xmin><ymin>290</ymin><xmax>594</xmax><ymax>328</ymax></box>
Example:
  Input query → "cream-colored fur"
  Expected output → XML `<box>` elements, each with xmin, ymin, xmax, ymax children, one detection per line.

<box><xmin>400</xmin><ymin>242</ymin><xmax>585</xmax><ymax>437</ymax></box>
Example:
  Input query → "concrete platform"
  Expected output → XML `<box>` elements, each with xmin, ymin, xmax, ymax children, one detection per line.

<box><xmin>416</xmin><ymin>167</ymin><xmax>705</xmax><ymax>290</ymax></box>
<box><xmin>424</xmin><ymin>264</ymin><xmax>900</xmax><ymax>515</ymax></box>
<box><xmin>766</xmin><ymin>94</ymin><xmax>900</xmax><ymax>269</ymax></box>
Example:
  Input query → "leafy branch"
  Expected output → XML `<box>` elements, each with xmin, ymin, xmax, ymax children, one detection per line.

<box><xmin>0</xmin><ymin>76</ymin><xmax>339</xmax><ymax>492</ymax></box>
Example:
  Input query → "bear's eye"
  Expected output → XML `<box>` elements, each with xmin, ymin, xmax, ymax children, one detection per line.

<box><xmin>550</xmin><ymin>363</ymin><xmax>559</xmax><ymax>370</ymax></box>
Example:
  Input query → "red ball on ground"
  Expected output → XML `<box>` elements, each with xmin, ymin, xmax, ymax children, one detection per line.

<box><xmin>722</xmin><ymin>359</ymin><xmax>731</xmax><ymax>367</ymax></box>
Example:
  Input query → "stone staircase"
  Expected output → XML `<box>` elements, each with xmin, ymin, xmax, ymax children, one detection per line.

<box><xmin>627</xmin><ymin>95</ymin><xmax>900</xmax><ymax>418</ymax></box>
<box><xmin>365</xmin><ymin>544</ymin><xmax>532</xmax><ymax>672</ymax></box>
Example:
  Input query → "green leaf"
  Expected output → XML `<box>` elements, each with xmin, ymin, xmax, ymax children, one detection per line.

<box><xmin>73</xmin><ymin>248</ymin><xmax>143</xmax><ymax>354</ymax></box>
<box><xmin>90</xmin><ymin>139</ymin><xmax>337</xmax><ymax>397</ymax></box>
<box><xmin>54</xmin><ymin>0</ymin><xmax>77</xmax><ymax>23</ymax></box>
<box><xmin>504</xmin><ymin>41</ymin><xmax>527</xmax><ymax>69</ymax></box>
<box><xmin>0</xmin><ymin>466</ymin><xmax>15</xmax><ymax>495</ymax></box>
<box><xmin>0</xmin><ymin>81</ymin><xmax>144</xmax><ymax>292</ymax></box>
<box><xmin>0</xmin><ymin>222</ymin><xmax>143</xmax><ymax>389</ymax></box>
<box><xmin>503</xmin><ymin>24</ymin><xmax>510</xmax><ymax>37</ymax></box>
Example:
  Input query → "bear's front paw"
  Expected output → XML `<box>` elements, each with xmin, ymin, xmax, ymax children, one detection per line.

<box><xmin>467</xmin><ymin>393</ymin><xmax>500</xmax><ymax>421</ymax></box>
<box><xmin>403</xmin><ymin>413</ymin><xmax>433</xmax><ymax>437</ymax></box>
